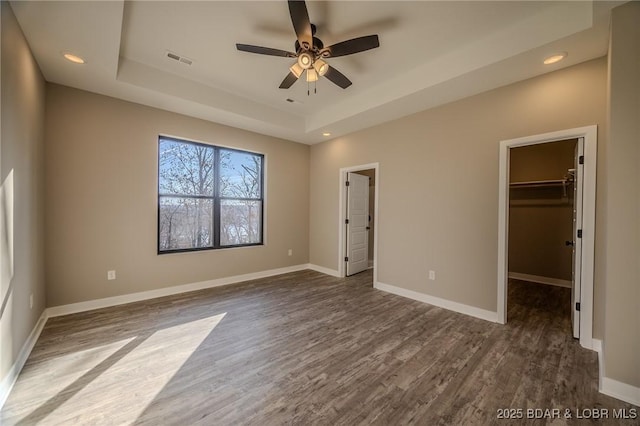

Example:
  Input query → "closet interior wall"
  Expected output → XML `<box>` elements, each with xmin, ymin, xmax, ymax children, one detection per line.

<box><xmin>508</xmin><ymin>139</ymin><xmax>578</xmax><ymax>284</ymax></box>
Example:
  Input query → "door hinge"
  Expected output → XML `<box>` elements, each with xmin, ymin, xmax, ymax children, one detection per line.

<box><xmin>579</xmin><ymin>155</ymin><xmax>584</xmax><ymax>165</ymax></box>
<box><xmin>345</xmin><ymin>181</ymin><xmax>350</xmax><ymax>187</ymax></box>
<box><xmin>576</xmin><ymin>302</ymin><xmax>581</xmax><ymax>311</ymax></box>
<box><xmin>577</xmin><ymin>229</ymin><xmax>583</xmax><ymax>238</ymax></box>
<box><xmin>344</xmin><ymin>256</ymin><xmax>349</xmax><ymax>262</ymax></box>
<box><xmin>345</xmin><ymin>219</ymin><xmax>349</xmax><ymax>225</ymax></box>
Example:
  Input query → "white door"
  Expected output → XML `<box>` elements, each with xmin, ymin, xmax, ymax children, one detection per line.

<box><xmin>346</xmin><ymin>172</ymin><xmax>370</xmax><ymax>276</ymax></box>
<box><xmin>571</xmin><ymin>138</ymin><xmax>585</xmax><ymax>339</ymax></box>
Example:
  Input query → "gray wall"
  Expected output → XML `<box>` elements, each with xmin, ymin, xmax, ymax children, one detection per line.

<box><xmin>604</xmin><ymin>1</ymin><xmax>640</xmax><ymax>388</ymax></box>
<box><xmin>45</xmin><ymin>85</ymin><xmax>310</xmax><ymax>306</ymax></box>
<box><xmin>0</xmin><ymin>2</ymin><xmax>46</xmax><ymax>386</ymax></box>
<box><xmin>310</xmin><ymin>58</ymin><xmax>607</xmax><ymax>337</ymax></box>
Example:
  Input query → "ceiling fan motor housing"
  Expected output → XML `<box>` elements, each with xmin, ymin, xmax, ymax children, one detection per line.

<box><xmin>295</xmin><ymin>36</ymin><xmax>325</xmax><ymax>55</ymax></box>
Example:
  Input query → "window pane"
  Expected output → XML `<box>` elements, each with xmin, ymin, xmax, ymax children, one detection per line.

<box><xmin>220</xmin><ymin>200</ymin><xmax>262</xmax><ymax>246</ymax></box>
<box><xmin>159</xmin><ymin>139</ymin><xmax>214</xmax><ymax>196</ymax></box>
<box><xmin>157</xmin><ymin>136</ymin><xmax>264</xmax><ymax>253</ymax></box>
<box><xmin>219</xmin><ymin>150</ymin><xmax>262</xmax><ymax>198</ymax></box>
<box><xmin>159</xmin><ymin>197</ymin><xmax>213</xmax><ymax>251</ymax></box>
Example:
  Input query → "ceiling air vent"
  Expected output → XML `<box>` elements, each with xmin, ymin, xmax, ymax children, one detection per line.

<box><xmin>165</xmin><ymin>50</ymin><xmax>193</xmax><ymax>66</ymax></box>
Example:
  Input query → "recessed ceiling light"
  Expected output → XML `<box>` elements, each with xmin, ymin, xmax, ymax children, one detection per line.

<box><xmin>543</xmin><ymin>52</ymin><xmax>567</xmax><ymax>65</ymax></box>
<box><xmin>322</xmin><ymin>132</ymin><xmax>331</xmax><ymax>137</ymax></box>
<box><xmin>63</xmin><ymin>52</ymin><xmax>86</xmax><ymax>64</ymax></box>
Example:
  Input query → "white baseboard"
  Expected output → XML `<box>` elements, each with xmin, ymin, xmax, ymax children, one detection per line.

<box><xmin>47</xmin><ymin>264</ymin><xmax>310</xmax><ymax>317</ymax></box>
<box><xmin>508</xmin><ymin>272</ymin><xmax>572</xmax><ymax>288</ymax></box>
<box><xmin>594</xmin><ymin>338</ymin><xmax>605</xmax><ymax>391</ymax></box>
<box><xmin>593</xmin><ymin>338</ymin><xmax>640</xmax><ymax>407</ymax></box>
<box><xmin>374</xmin><ymin>281</ymin><xmax>499</xmax><ymax>323</ymax></box>
<box><xmin>0</xmin><ymin>310</ymin><xmax>48</xmax><ymax>409</ymax></box>
<box><xmin>601</xmin><ymin>378</ymin><xmax>640</xmax><ymax>407</ymax></box>
<box><xmin>307</xmin><ymin>264</ymin><xmax>341</xmax><ymax>278</ymax></box>
<box><xmin>592</xmin><ymin>338</ymin><xmax>602</xmax><ymax>353</ymax></box>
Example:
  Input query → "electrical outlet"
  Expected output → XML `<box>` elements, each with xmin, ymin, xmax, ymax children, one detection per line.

<box><xmin>30</xmin><ymin>294</ymin><xmax>33</xmax><ymax>309</ymax></box>
<box><xmin>429</xmin><ymin>270</ymin><xmax>436</xmax><ymax>281</ymax></box>
<box><xmin>288</xmin><ymin>249</ymin><xmax>293</xmax><ymax>256</ymax></box>
<box><xmin>107</xmin><ymin>270</ymin><xmax>116</xmax><ymax>280</ymax></box>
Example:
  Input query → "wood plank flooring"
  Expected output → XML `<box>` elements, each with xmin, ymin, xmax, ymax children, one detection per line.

<box><xmin>1</xmin><ymin>271</ymin><xmax>636</xmax><ymax>425</ymax></box>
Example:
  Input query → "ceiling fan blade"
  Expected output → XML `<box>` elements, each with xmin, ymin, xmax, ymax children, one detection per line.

<box><xmin>324</xmin><ymin>66</ymin><xmax>352</xmax><ymax>89</ymax></box>
<box><xmin>236</xmin><ymin>44</ymin><xmax>296</xmax><ymax>58</ymax></box>
<box><xmin>288</xmin><ymin>0</ymin><xmax>313</xmax><ymax>49</ymax></box>
<box><xmin>279</xmin><ymin>71</ymin><xmax>299</xmax><ymax>89</ymax></box>
<box><xmin>324</xmin><ymin>35</ymin><xmax>380</xmax><ymax>58</ymax></box>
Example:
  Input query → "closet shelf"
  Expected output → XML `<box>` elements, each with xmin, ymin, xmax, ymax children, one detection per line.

<box><xmin>509</xmin><ymin>199</ymin><xmax>571</xmax><ymax>207</ymax></box>
<box><xmin>509</xmin><ymin>179</ymin><xmax>570</xmax><ymax>188</ymax></box>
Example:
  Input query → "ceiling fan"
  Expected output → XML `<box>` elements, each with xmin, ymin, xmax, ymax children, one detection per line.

<box><xmin>236</xmin><ymin>0</ymin><xmax>380</xmax><ymax>91</ymax></box>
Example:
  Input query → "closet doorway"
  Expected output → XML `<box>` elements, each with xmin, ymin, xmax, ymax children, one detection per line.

<box><xmin>497</xmin><ymin>126</ymin><xmax>597</xmax><ymax>349</ymax></box>
<box><xmin>508</xmin><ymin>139</ymin><xmax>581</xmax><ymax>337</ymax></box>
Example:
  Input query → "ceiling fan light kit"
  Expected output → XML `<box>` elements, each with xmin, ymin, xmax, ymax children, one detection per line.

<box><xmin>298</xmin><ymin>52</ymin><xmax>313</xmax><ymax>69</ymax></box>
<box><xmin>289</xmin><ymin>62</ymin><xmax>304</xmax><ymax>78</ymax></box>
<box><xmin>313</xmin><ymin>59</ymin><xmax>329</xmax><ymax>76</ymax></box>
<box><xmin>236</xmin><ymin>0</ymin><xmax>380</xmax><ymax>93</ymax></box>
<box><xmin>306</xmin><ymin>68</ymin><xmax>318</xmax><ymax>83</ymax></box>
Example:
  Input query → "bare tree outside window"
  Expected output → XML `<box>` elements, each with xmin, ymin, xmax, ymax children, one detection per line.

<box><xmin>158</xmin><ymin>137</ymin><xmax>263</xmax><ymax>253</ymax></box>
<box><xmin>220</xmin><ymin>150</ymin><xmax>262</xmax><ymax>245</ymax></box>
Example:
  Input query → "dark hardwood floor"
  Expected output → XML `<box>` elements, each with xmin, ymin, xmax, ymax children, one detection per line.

<box><xmin>1</xmin><ymin>270</ymin><xmax>635</xmax><ymax>425</ymax></box>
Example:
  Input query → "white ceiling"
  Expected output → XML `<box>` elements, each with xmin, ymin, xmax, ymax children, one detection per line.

<box><xmin>10</xmin><ymin>1</ymin><xmax>619</xmax><ymax>144</ymax></box>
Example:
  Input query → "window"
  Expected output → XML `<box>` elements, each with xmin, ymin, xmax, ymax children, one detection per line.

<box><xmin>158</xmin><ymin>136</ymin><xmax>264</xmax><ymax>253</ymax></box>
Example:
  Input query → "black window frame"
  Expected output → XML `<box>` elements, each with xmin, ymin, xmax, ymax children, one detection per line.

<box><xmin>157</xmin><ymin>136</ymin><xmax>265</xmax><ymax>254</ymax></box>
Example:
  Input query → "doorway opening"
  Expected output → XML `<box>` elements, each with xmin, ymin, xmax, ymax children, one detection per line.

<box><xmin>497</xmin><ymin>126</ymin><xmax>597</xmax><ymax>350</ymax></box>
<box><xmin>338</xmin><ymin>163</ymin><xmax>379</xmax><ymax>283</ymax></box>
<box><xmin>508</xmin><ymin>138</ymin><xmax>580</xmax><ymax>337</ymax></box>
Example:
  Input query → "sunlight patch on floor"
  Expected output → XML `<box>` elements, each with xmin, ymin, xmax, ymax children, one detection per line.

<box><xmin>13</xmin><ymin>313</ymin><xmax>226</xmax><ymax>425</ymax></box>
<box><xmin>10</xmin><ymin>337</ymin><xmax>135</xmax><ymax>408</ymax></box>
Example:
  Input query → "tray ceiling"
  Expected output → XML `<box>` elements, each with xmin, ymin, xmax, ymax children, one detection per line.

<box><xmin>10</xmin><ymin>1</ymin><xmax>618</xmax><ymax>144</ymax></box>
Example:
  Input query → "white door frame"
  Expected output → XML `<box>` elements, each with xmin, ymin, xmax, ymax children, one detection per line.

<box><xmin>346</xmin><ymin>172</ymin><xmax>370</xmax><ymax>276</ymax></box>
<box><xmin>497</xmin><ymin>125</ymin><xmax>597</xmax><ymax>350</ymax></box>
<box><xmin>338</xmin><ymin>163</ymin><xmax>379</xmax><ymax>283</ymax></box>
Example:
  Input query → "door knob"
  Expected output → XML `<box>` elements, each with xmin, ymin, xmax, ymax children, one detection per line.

<box><xmin>565</xmin><ymin>240</ymin><xmax>575</xmax><ymax>247</ymax></box>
